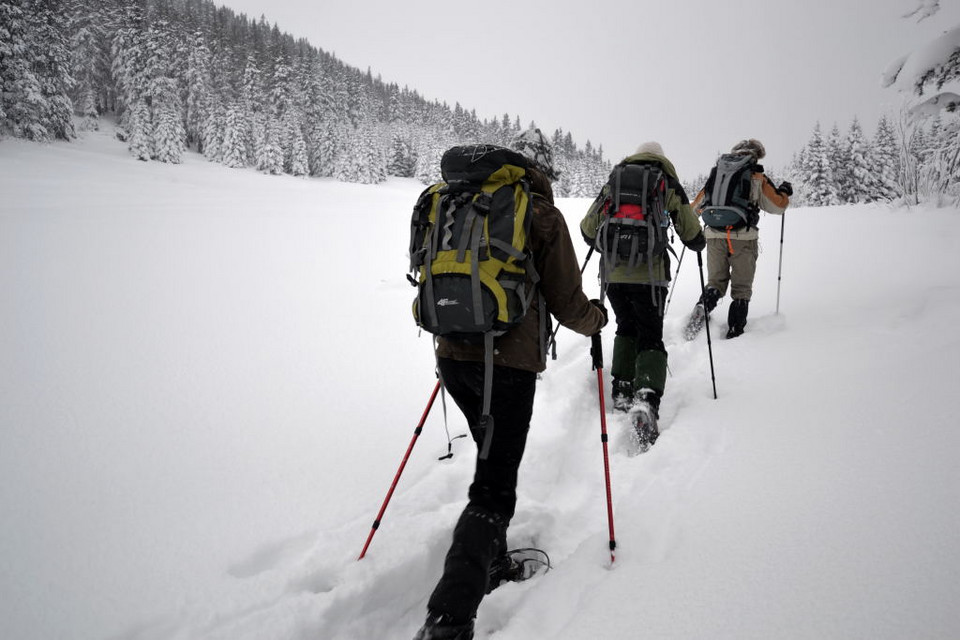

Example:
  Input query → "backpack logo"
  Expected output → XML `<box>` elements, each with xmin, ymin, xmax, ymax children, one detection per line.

<box><xmin>699</xmin><ymin>154</ymin><xmax>760</xmax><ymax>230</ymax></box>
<box><xmin>596</xmin><ymin>161</ymin><xmax>671</xmax><ymax>269</ymax></box>
<box><xmin>408</xmin><ymin>144</ymin><xmax>538</xmax><ymax>340</ymax></box>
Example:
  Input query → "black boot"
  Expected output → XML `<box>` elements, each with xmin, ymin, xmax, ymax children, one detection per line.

<box><xmin>726</xmin><ymin>299</ymin><xmax>749</xmax><ymax>339</ymax></box>
<box><xmin>700</xmin><ymin>286</ymin><xmax>721</xmax><ymax>313</ymax></box>
<box><xmin>611</xmin><ymin>378</ymin><xmax>635</xmax><ymax>413</ymax></box>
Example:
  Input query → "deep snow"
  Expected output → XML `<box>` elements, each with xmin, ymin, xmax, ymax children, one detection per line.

<box><xmin>1</xmin><ymin>129</ymin><xmax>959</xmax><ymax>640</ymax></box>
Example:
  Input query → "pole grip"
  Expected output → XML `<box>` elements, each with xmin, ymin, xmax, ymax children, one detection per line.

<box><xmin>590</xmin><ymin>332</ymin><xmax>603</xmax><ymax>370</ymax></box>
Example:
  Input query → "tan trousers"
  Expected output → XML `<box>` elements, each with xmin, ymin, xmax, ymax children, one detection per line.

<box><xmin>706</xmin><ymin>237</ymin><xmax>759</xmax><ymax>301</ymax></box>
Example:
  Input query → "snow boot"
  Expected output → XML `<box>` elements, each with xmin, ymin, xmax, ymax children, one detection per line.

<box><xmin>629</xmin><ymin>389</ymin><xmax>661</xmax><ymax>454</ymax></box>
<box><xmin>486</xmin><ymin>548</ymin><xmax>551</xmax><ymax>593</ymax></box>
<box><xmin>413</xmin><ymin>613</ymin><xmax>475</xmax><ymax>640</ymax></box>
<box><xmin>684</xmin><ymin>287</ymin><xmax>721</xmax><ymax>341</ymax></box>
<box><xmin>726</xmin><ymin>298</ymin><xmax>749</xmax><ymax>339</ymax></box>
<box><xmin>611</xmin><ymin>378</ymin><xmax>635</xmax><ymax>413</ymax></box>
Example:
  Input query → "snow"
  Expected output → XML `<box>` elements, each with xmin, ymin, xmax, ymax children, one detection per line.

<box><xmin>882</xmin><ymin>24</ymin><xmax>960</xmax><ymax>92</ymax></box>
<box><xmin>2</xmin><ymin>129</ymin><xmax>959</xmax><ymax>640</ymax></box>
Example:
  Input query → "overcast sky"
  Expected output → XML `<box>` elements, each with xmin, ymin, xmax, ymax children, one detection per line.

<box><xmin>215</xmin><ymin>0</ymin><xmax>959</xmax><ymax>179</ymax></box>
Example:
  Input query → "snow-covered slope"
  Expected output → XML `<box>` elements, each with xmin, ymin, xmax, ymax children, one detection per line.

<box><xmin>2</xmin><ymin>130</ymin><xmax>958</xmax><ymax>640</ymax></box>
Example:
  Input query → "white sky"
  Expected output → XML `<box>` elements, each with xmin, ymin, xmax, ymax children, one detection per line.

<box><xmin>220</xmin><ymin>0</ymin><xmax>956</xmax><ymax>177</ymax></box>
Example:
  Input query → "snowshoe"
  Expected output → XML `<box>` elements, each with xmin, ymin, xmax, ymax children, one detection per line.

<box><xmin>487</xmin><ymin>548</ymin><xmax>551</xmax><ymax>593</ymax></box>
<box><xmin>630</xmin><ymin>402</ymin><xmax>660</xmax><ymax>455</ymax></box>
<box><xmin>683</xmin><ymin>303</ymin><xmax>707</xmax><ymax>341</ymax></box>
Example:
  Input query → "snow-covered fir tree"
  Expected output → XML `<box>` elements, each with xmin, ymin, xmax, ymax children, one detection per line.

<box><xmin>220</xmin><ymin>103</ymin><xmax>247</xmax><ymax>169</ymax></box>
<box><xmin>827</xmin><ymin>123</ymin><xmax>851</xmax><ymax>203</ymax></box>
<box><xmin>1</xmin><ymin>0</ymin><xmax>75</xmax><ymax>141</ymax></box>
<box><xmin>845</xmin><ymin>117</ymin><xmax>875</xmax><ymax>204</ymax></box>
<box><xmin>801</xmin><ymin>123</ymin><xmax>840</xmax><ymax>207</ymax></box>
<box><xmin>872</xmin><ymin>115</ymin><xmax>901</xmax><ymax>201</ymax></box>
<box><xmin>184</xmin><ymin>31</ymin><xmax>213</xmax><ymax>153</ymax></box>
<box><xmin>387</xmin><ymin>131</ymin><xmax>416</xmax><ymax>178</ymax></box>
<box><xmin>67</xmin><ymin>1</ymin><xmax>107</xmax><ymax>131</ymax></box>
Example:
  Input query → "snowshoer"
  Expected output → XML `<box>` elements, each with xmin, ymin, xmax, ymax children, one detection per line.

<box><xmin>687</xmin><ymin>139</ymin><xmax>792</xmax><ymax>340</ymax></box>
<box><xmin>580</xmin><ymin>141</ymin><xmax>705</xmax><ymax>452</ymax></box>
<box><xmin>412</xmin><ymin>128</ymin><xmax>606</xmax><ymax>640</ymax></box>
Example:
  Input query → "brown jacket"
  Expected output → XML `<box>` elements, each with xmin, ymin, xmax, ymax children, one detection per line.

<box><xmin>435</xmin><ymin>167</ymin><xmax>606</xmax><ymax>373</ymax></box>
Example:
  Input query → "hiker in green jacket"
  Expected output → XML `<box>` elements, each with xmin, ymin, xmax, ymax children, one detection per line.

<box><xmin>580</xmin><ymin>141</ymin><xmax>704</xmax><ymax>450</ymax></box>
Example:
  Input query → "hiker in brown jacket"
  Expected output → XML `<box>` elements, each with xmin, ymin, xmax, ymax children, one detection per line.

<box><xmin>415</xmin><ymin>128</ymin><xmax>607</xmax><ymax>640</ymax></box>
<box><xmin>688</xmin><ymin>139</ymin><xmax>792</xmax><ymax>339</ymax></box>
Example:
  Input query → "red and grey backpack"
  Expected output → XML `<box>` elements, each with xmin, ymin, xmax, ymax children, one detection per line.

<box><xmin>595</xmin><ymin>160</ymin><xmax>672</xmax><ymax>270</ymax></box>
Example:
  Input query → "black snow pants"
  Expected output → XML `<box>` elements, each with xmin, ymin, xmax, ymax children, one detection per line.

<box><xmin>426</xmin><ymin>357</ymin><xmax>537</xmax><ymax>623</ymax></box>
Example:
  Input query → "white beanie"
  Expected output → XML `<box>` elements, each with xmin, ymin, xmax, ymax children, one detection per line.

<box><xmin>635</xmin><ymin>141</ymin><xmax>664</xmax><ymax>156</ymax></box>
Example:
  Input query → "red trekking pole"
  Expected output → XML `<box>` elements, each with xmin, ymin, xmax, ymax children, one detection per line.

<box><xmin>358</xmin><ymin>379</ymin><xmax>441</xmax><ymax>560</ymax></box>
<box><xmin>591</xmin><ymin>332</ymin><xmax>617</xmax><ymax>564</ymax></box>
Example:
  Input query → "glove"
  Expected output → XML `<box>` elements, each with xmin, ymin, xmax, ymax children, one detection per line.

<box><xmin>589</xmin><ymin>298</ymin><xmax>608</xmax><ymax>328</ymax></box>
<box><xmin>686</xmin><ymin>231</ymin><xmax>706</xmax><ymax>253</ymax></box>
<box><xmin>778</xmin><ymin>181</ymin><xmax>793</xmax><ymax>196</ymax></box>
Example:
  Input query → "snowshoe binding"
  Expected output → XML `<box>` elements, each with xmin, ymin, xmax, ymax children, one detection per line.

<box><xmin>487</xmin><ymin>548</ymin><xmax>551</xmax><ymax>593</ymax></box>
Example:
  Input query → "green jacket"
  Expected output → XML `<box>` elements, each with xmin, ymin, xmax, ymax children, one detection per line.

<box><xmin>580</xmin><ymin>152</ymin><xmax>703</xmax><ymax>286</ymax></box>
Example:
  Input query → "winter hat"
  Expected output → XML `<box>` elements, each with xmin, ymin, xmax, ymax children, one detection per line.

<box><xmin>635</xmin><ymin>141</ymin><xmax>664</xmax><ymax>156</ymax></box>
<box><xmin>512</xmin><ymin>128</ymin><xmax>559</xmax><ymax>180</ymax></box>
<box><xmin>731</xmin><ymin>138</ymin><xmax>766</xmax><ymax>160</ymax></box>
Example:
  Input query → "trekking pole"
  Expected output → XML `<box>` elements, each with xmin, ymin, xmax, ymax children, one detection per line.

<box><xmin>547</xmin><ymin>246</ymin><xmax>595</xmax><ymax>358</ymax></box>
<box><xmin>664</xmin><ymin>245</ymin><xmax>686</xmax><ymax>316</ymax></box>
<box><xmin>696</xmin><ymin>252</ymin><xmax>718</xmax><ymax>400</ymax></box>
<box><xmin>776</xmin><ymin>211</ymin><xmax>786</xmax><ymax>314</ymax></box>
<box><xmin>358</xmin><ymin>379</ymin><xmax>441</xmax><ymax>560</ymax></box>
<box><xmin>590</xmin><ymin>332</ymin><xmax>617</xmax><ymax>565</ymax></box>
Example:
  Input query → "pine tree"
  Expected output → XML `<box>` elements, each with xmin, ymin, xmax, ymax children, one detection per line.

<box><xmin>414</xmin><ymin>136</ymin><xmax>444</xmax><ymax>185</ymax></box>
<box><xmin>1</xmin><ymin>0</ymin><xmax>75</xmax><ymax>141</ymax></box>
<box><xmin>151</xmin><ymin>75</ymin><xmax>184</xmax><ymax>163</ymax></box>
<box><xmin>387</xmin><ymin>130</ymin><xmax>416</xmax><ymax>177</ymax></box>
<box><xmin>67</xmin><ymin>0</ymin><xmax>108</xmax><ymax>131</ymax></box>
<box><xmin>803</xmin><ymin>123</ymin><xmax>840</xmax><ymax>206</ymax></box>
<box><xmin>220</xmin><ymin>103</ymin><xmax>247</xmax><ymax>168</ymax></box>
<box><xmin>258</xmin><ymin>117</ymin><xmax>284</xmax><ymax>174</ymax></box>
<box><xmin>845</xmin><ymin>117</ymin><xmax>874</xmax><ymax>203</ymax></box>
<box><xmin>872</xmin><ymin>115</ymin><xmax>901</xmax><ymax>201</ymax></box>
<box><xmin>127</xmin><ymin>98</ymin><xmax>152</xmax><ymax>160</ymax></box>
<box><xmin>827</xmin><ymin>123</ymin><xmax>851</xmax><ymax>202</ymax></box>
<box><xmin>284</xmin><ymin>114</ymin><xmax>308</xmax><ymax>176</ymax></box>
<box><xmin>184</xmin><ymin>30</ymin><xmax>213</xmax><ymax>152</ymax></box>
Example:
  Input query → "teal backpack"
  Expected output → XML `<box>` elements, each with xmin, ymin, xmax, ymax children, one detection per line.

<box><xmin>699</xmin><ymin>153</ymin><xmax>760</xmax><ymax>230</ymax></box>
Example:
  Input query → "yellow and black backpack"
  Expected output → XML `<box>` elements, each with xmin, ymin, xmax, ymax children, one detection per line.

<box><xmin>408</xmin><ymin>144</ymin><xmax>539</xmax><ymax>458</ymax></box>
<box><xmin>409</xmin><ymin>144</ymin><xmax>538</xmax><ymax>340</ymax></box>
